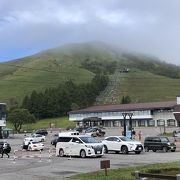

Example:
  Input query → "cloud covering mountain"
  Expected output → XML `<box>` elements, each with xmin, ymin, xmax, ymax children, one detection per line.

<box><xmin>0</xmin><ymin>0</ymin><xmax>180</xmax><ymax>65</ymax></box>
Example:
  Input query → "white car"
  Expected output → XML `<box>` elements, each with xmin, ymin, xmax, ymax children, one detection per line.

<box><xmin>56</xmin><ymin>135</ymin><xmax>104</xmax><ymax>158</ymax></box>
<box><xmin>24</xmin><ymin>134</ymin><xmax>46</xmax><ymax>143</ymax></box>
<box><xmin>28</xmin><ymin>141</ymin><xmax>44</xmax><ymax>151</ymax></box>
<box><xmin>102</xmin><ymin>136</ymin><xmax>143</xmax><ymax>154</ymax></box>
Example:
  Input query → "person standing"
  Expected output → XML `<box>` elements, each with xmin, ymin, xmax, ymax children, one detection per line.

<box><xmin>132</xmin><ymin>128</ymin><xmax>136</xmax><ymax>140</ymax></box>
<box><xmin>1</xmin><ymin>143</ymin><xmax>10</xmax><ymax>158</ymax></box>
<box><xmin>138</xmin><ymin>130</ymin><xmax>143</xmax><ymax>141</ymax></box>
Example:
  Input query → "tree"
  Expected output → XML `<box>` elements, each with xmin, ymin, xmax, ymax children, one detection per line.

<box><xmin>8</xmin><ymin>109</ymin><xmax>36</xmax><ymax>133</ymax></box>
<box><xmin>121</xmin><ymin>96</ymin><xmax>131</xmax><ymax>104</ymax></box>
<box><xmin>71</xmin><ymin>103</ymin><xmax>80</xmax><ymax>111</ymax></box>
<box><xmin>9</xmin><ymin>97</ymin><xmax>19</xmax><ymax>111</ymax></box>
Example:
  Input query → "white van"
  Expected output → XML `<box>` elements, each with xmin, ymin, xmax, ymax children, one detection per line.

<box><xmin>56</xmin><ymin>135</ymin><xmax>104</xmax><ymax>158</ymax></box>
<box><xmin>58</xmin><ymin>131</ymin><xmax>79</xmax><ymax>137</ymax></box>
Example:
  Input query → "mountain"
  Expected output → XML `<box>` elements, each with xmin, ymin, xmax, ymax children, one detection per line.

<box><xmin>0</xmin><ymin>41</ymin><xmax>180</xmax><ymax>105</ymax></box>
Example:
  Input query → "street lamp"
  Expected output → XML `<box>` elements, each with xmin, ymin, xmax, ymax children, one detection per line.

<box><xmin>122</xmin><ymin>112</ymin><xmax>133</xmax><ymax>138</ymax></box>
<box><xmin>122</xmin><ymin>112</ymin><xmax>128</xmax><ymax>136</ymax></box>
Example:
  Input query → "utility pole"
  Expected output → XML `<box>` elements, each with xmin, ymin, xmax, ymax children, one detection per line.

<box><xmin>122</xmin><ymin>113</ymin><xmax>127</xmax><ymax>137</ymax></box>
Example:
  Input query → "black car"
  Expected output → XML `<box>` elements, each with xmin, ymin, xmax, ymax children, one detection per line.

<box><xmin>51</xmin><ymin>134</ymin><xmax>59</xmax><ymax>146</ymax></box>
<box><xmin>144</xmin><ymin>136</ymin><xmax>176</xmax><ymax>152</ymax></box>
<box><xmin>34</xmin><ymin>129</ymin><xmax>48</xmax><ymax>136</ymax></box>
<box><xmin>73</xmin><ymin>127</ymin><xmax>84</xmax><ymax>133</ymax></box>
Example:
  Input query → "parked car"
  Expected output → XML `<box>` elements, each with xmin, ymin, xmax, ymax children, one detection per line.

<box><xmin>51</xmin><ymin>134</ymin><xmax>59</xmax><ymax>146</ymax></box>
<box><xmin>28</xmin><ymin>141</ymin><xmax>44</xmax><ymax>151</ymax></box>
<box><xmin>56</xmin><ymin>134</ymin><xmax>104</xmax><ymax>158</ymax></box>
<box><xmin>51</xmin><ymin>137</ymin><xmax>58</xmax><ymax>146</ymax></box>
<box><xmin>85</xmin><ymin>127</ymin><xmax>105</xmax><ymax>137</ymax></box>
<box><xmin>73</xmin><ymin>127</ymin><xmax>84</xmax><ymax>133</ymax></box>
<box><xmin>34</xmin><ymin>129</ymin><xmax>48</xmax><ymax>136</ymax></box>
<box><xmin>144</xmin><ymin>136</ymin><xmax>176</xmax><ymax>152</ymax></box>
<box><xmin>24</xmin><ymin>134</ymin><xmax>46</xmax><ymax>143</ymax></box>
<box><xmin>101</xmin><ymin>136</ymin><xmax>143</xmax><ymax>154</ymax></box>
<box><xmin>0</xmin><ymin>141</ymin><xmax>11</xmax><ymax>153</ymax></box>
<box><xmin>174</xmin><ymin>133</ymin><xmax>180</xmax><ymax>142</ymax></box>
<box><xmin>51</xmin><ymin>132</ymin><xmax>80</xmax><ymax>147</ymax></box>
<box><xmin>22</xmin><ymin>139</ymin><xmax>31</xmax><ymax>150</ymax></box>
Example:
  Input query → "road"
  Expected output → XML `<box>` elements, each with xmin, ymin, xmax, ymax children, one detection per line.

<box><xmin>0</xmin><ymin>132</ymin><xmax>179</xmax><ymax>180</ymax></box>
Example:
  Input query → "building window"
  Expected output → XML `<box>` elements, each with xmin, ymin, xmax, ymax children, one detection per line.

<box><xmin>120</xmin><ymin>120</ymin><xmax>124</xmax><ymax>127</ymax></box>
<box><xmin>132</xmin><ymin>121</ymin><xmax>136</xmax><ymax>127</ymax></box>
<box><xmin>157</xmin><ymin>119</ymin><xmax>165</xmax><ymax>126</ymax></box>
<box><xmin>148</xmin><ymin>120</ymin><xmax>155</xmax><ymax>126</ymax></box>
<box><xmin>138</xmin><ymin>120</ymin><xmax>145</xmax><ymax>127</ymax></box>
<box><xmin>167</xmin><ymin>119</ymin><xmax>175</xmax><ymax>126</ymax></box>
<box><xmin>103</xmin><ymin>120</ymin><xmax>111</xmax><ymax>127</ymax></box>
<box><xmin>113</xmin><ymin>120</ymin><xmax>121</xmax><ymax>127</ymax></box>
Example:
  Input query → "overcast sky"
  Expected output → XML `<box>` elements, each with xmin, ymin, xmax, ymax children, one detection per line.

<box><xmin>0</xmin><ymin>0</ymin><xmax>180</xmax><ymax>65</ymax></box>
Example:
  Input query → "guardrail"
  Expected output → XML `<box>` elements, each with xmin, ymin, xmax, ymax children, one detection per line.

<box><xmin>132</xmin><ymin>171</ymin><xmax>180</xmax><ymax>180</ymax></box>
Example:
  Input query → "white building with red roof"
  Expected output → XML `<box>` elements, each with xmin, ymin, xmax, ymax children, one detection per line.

<box><xmin>69</xmin><ymin>100</ymin><xmax>180</xmax><ymax>128</ymax></box>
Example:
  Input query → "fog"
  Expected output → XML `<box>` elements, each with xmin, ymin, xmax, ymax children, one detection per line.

<box><xmin>0</xmin><ymin>0</ymin><xmax>180</xmax><ymax>65</ymax></box>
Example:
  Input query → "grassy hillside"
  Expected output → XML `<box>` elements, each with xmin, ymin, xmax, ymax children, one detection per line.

<box><xmin>0</xmin><ymin>41</ymin><xmax>180</xmax><ymax>106</ymax></box>
<box><xmin>95</xmin><ymin>69</ymin><xmax>180</xmax><ymax>104</ymax></box>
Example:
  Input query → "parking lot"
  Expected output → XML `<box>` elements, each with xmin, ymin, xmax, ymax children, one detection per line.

<box><xmin>0</xmin><ymin>129</ymin><xmax>180</xmax><ymax>180</ymax></box>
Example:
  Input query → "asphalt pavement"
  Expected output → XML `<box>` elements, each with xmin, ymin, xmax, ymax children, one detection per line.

<box><xmin>0</xmin><ymin>127</ymin><xmax>179</xmax><ymax>180</ymax></box>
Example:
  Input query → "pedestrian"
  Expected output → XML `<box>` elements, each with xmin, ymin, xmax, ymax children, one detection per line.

<box><xmin>132</xmin><ymin>128</ymin><xmax>136</xmax><ymax>140</ymax></box>
<box><xmin>1</xmin><ymin>142</ymin><xmax>10</xmax><ymax>158</ymax></box>
<box><xmin>138</xmin><ymin>130</ymin><xmax>143</xmax><ymax>141</ymax></box>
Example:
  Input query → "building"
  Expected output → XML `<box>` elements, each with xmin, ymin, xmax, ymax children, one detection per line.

<box><xmin>0</xmin><ymin>103</ymin><xmax>6</xmax><ymax>138</ymax></box>
<box><xmin>68</xmin><ymin>100</ymin><xmax>180</xmax><ymax>128</ymax></box>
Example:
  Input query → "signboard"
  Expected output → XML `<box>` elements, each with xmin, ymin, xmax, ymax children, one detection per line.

<box><xmin>100</xmin><ymin>160</ymin><xmax>110</xmax><ymax>176</ymax></box>
<box><xmin>100</xmin><ymin>160</ymin><xmax>110</xmax><ymax>169</ymax></box>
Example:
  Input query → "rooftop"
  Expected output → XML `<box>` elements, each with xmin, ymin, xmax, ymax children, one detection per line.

<box><xmin>69</xmin><ymin>101</ymin><xmax>176</xmax><ymax>114</ymax></box>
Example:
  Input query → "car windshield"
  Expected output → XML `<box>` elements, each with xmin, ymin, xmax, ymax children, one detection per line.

<box><xmin>32</xmin><ymin>142</ymin><xmax>39</xmax><ymax>144</ymax></box>
<box><xmin>79</xmin><ymin>136</ymin><xmax>99</xmax><ymax>143</ymax></box>
<box><xmin>85</xmin><ymin>129</ymin><xmax>93</xmax><ymax>133</ymax></box>
<box><xmin>161</xmin><ymin>137</ymin><xmax>169</xmax><ymax>142</ymax></box>
<box><xmin>118</xmin><ymin>136</ymin><xmax>131</xmax><ymax>141</ymax></box>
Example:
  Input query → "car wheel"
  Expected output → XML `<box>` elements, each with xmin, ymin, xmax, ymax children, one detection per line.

<box><xmin>163</xmin><ymin>147</ymin><xmax>168</xmax><ymax>152</ymax></box>
<box><xmin>121</xmin><ymin>146</ymin><xmax>128</xmax><ymax>154</ymax></box>
<box><xmin>80</xmin><ymin>150</ymin><xmax>86</xmax><ymax>158</ymax></box>
<box><xmin>104</xmin><ymin>145</ymin><xmax>108</xmax><ymax>154</ymax></box>
<box><xmin>152</xmin><ymin>149</ymin><xmax>157</xmax><ymax>152</ymax></box>
<box><xmin>171</xmin><ymin>150</ymin><xmax>175</xmax><ymax>152</ymax></box>
<box><xmin>144</xmin><ymin>146</ymin><xmax>149</xmax><ymax>152</ymax></box>
<box><xmin>135</xmin><ymin>151</ymin><xmax>141</xmax><ymax>154</ymax></box>
<box><xmin>28</xmin><ymin>146</ymin><xmax>32</xmax><ymax>151</ymax></box>
<box><xmin>59</xmin><ymin>149</ymin><xmax>64</xmax><ymax>157</ymax></box>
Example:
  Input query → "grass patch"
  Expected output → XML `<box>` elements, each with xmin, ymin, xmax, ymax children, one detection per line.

<box><xmin>69</xmin><ymin>162</ymin><xmax>180</xmax><ymax>180</ymax></box>
<box><xmin>6</xmin><ymin>116</ymin><xmax>76</xmax><ymax>133</ymax></box>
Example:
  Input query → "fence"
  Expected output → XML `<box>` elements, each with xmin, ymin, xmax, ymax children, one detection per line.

<box><xmin>132</xmin><ymin>171</ymin><xmax>180</xmax><ymax>180</ymax></box>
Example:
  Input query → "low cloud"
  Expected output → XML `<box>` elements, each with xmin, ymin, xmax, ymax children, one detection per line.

<box><xmin>0</xmin><ymin>0</ymin><xmax>180</xmax><ymax>65</ymax></box>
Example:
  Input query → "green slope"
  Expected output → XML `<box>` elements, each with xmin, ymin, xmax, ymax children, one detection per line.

<box><xmin>95</xmin><ymin>69</ymin><xmax>180</xmax><ymax>104</ymax></box>
<box><xmin>0</xmin><ymin>41</ymin><xmax>180</xmax><ymax>105</ymax></box>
